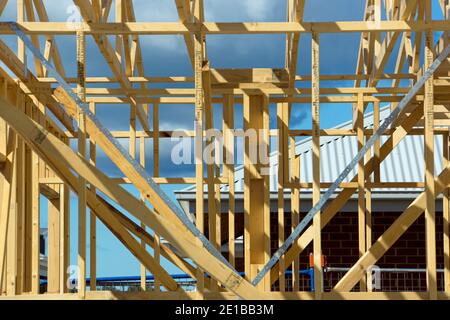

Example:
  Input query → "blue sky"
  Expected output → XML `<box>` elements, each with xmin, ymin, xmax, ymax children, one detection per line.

<box><xmin>0</xmin><ymin>1</ymin><xmax>447</xmax><ymax>279</ymax></box>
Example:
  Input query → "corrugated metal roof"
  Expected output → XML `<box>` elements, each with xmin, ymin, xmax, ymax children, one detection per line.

<box><xmin>177</xmin><ymin>106</ymin><xmax>444</xmax><ymax>195</ymax></box>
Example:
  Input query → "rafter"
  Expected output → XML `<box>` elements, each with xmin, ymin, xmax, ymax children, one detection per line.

<box><xmin>86</xmin><ymin>187</ymin><xmax>181</xmax><ymax>292</ymax></box>
<box><xmin>285</xmin><ymin>0</ymin><xmax>305</xmax><ymax>80</ymax></box>
<box><xmin>122</xmin><ymin>0</ymin><xmax>149</xmax><ymax>121</ymax></box>
<box><xmin>368</xmin><ymin>0</ymin><xmax>418</xmax><ymax>85</ymax></box>
<box><xmin>0</xmin><ymin>0</ymin><xmax>8</xmax><ymax>15</ymax></box>
<box><xmin>32</xmin><ymin>0</ymin><xmax>66</xmax><ymax>77</ymax></box>
<box><xmin>0</xmin><ymin>94</ymin><xmax>263</xmax><ymax>300</ymax></box>
<box><xmin>73</xmin><ymin>0</ymin><xmax>150</xmax><ymax>132</ymax></box>
<box><xmin>96</xmin><ymin>192</ymin><xmax>197</xmax><ymax>279</ymax></box>
<box><xmin>3</xmin><ymin>20</ymin><xmax>450</xmax><ymax>35</ymax></box>
<box><xmin>23</xmin><ymin>0</ymin><xmax>44</xmax><ymax>76</ymax></box>
<box><xmin>0</xmin><ymin>40</ymin><xmax>74</xmax><ymax>133</ymax></box>
<box><xmin>175</xmin><ymin>0</ymin><xmax>195</xmax><ymax>67</ymax></box>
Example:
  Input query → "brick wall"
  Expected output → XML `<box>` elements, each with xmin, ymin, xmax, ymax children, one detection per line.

<box><xmin>268</xmin><ymin>211</ymin><xmax>446</xmax><ymax>291</ymax></box>
<box><xmin>214</xmin><ymin>209</ymin><xmax>446</xmax><ymax>291</ymax></box>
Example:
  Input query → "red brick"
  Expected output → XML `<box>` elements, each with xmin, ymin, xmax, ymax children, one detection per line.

<box><xmin>330</xmin><ymin>233</ymin><xmax>351</xmax><ymax>240</ymax></box>
<box><xmin>322</xmin><ymin>240</ymin><xmax>343</xmax><ymax>249</ymax></box>
<box><xmin>395</xmin><ymin>248</ymin><xmax>418</xmax><ymax>256</ymax></box>
<box><xmin>341</xmin><ymin>240</ymin><xmax>359</xmax><ymax>248</ymax></box>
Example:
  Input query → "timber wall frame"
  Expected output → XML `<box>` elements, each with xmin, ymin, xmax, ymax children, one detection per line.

<box><xmin>0</xmin><ymin>0</ymin><xmax>449</xmax><ymax>300</ymax></box>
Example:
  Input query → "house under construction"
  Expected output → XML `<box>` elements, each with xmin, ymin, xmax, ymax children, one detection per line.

<box><xmin>0</xmin><ymin>0</ymin><xmax>450</xmax><ymax>300</ymax></box>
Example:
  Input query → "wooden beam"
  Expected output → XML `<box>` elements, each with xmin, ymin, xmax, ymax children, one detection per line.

<box><xmin>202</xmin><ymin>61</ymin><xmax>221</xmax><ymax>291</ymax></box>
<box><xmin>139</xmin><ymin>135</ymin><xmax>150</xmax><ymax>291</ymax></box>
<box><xmin>0</xmin><ymin>0</ymin><xmax>8</xmax><ymax>15</ymax></box>
<box><xmin>175</xmin><ymin>0</ymin><xmax>195</xmax><ymax>67</ymax></box>
<box><xmin>76</xmin><ymin>30</ymin><xmax>87</xmax><ymax>298</ymax></box>
<box><xmin>334</xmin><ymin>163</ymin><xmax>450</xmax><ymax>292</ymax></box>
<box><xmin>30</xmin><ymin>141</ymin><xmax>39</xmax><ymax>294</ymax></box>
<box><xmin>89</xmin><ymin>102</ymin><xmax>96</xmax><ymax>292</ymax></box>
<box><xmin>53</xmin><ymin>87</ymin><xmax>192</xmax><ymax>234</ymax></box>
<box><xmin>6</xmin><ymin>134</ymin><xmax>17</xmax><ymax>296</ymax></box>
<box><xmin>373</xmin><ymin>100</ymin><xmax>381</xmax><ymax>182</ymax></box>
<box><xmin>60</xmin><ymin>183</ymin><xmax>70</xmax><ymax>293</ymax></box>
<box><xmin>223</xmin><ymin>95</ymin><xmax>235</xmax><ymax>268</ymax></box>
<box><xmin>244</xmin><ymin>94</ymin><xmax>270</xmax><ymax>289</ymax></box>
<box><xmin>290</xmin><ymin>140</ymin><xmax>300</xmax><ymax>292</ymax></box>
<box><xmin>93</xmin><ymin>191</ymin><xmax>196</xmax><ymax>279</ymax></box>
<box><xmin>365</xmin><ymin>110</ymin><xmax>373</xmax><ymax>291</ymax></box>
<box><xmin>369</xmin><ymin>0</ymin><xmax>419</xmax><ymax>84</ymax></box>
<box><xmin>0</xmin><ymin>79</ymin><xmax>7</xmax><ymax>170</ymax></box>
<box><xmin>424</xmin><ymin>1</ymin><xmax>437</xmax><ymax>300</ymax></box>
<box><xmin>443</xmin><ymin>133</ymin><xmax>450</xmax><ymax>293</ymax></box>
<box><xmin>122</xmin><ymin>0</ymin><xmax>150</xmax><ymax>128</ymax></box>
<box><xmin>58</xmin><ymin>86</ymin><xmax>419</xmax><ymax>96</ymax></box>
<box><xmin>193</xmin><ymin>28</ymin><xmax>205</xmax><ymax>298</ymax></box>
<box><xmin>0</xmin><ymin>95</ymin><xmax>263</xmax><ymax>299</ymax></box>
<box><xmin>32</xmin><ymin>0</ymin><xmax>66</xmax><ymax>77</ymax></box>
<box><xmin>5</xmin><ymin>290</ymin><xmax>450</xmax><ymax>300</ymax></box>
<box><xmin>285</xmin><ymin>0</ymin><xmax>305</xmax><ymax>87</ymax></box>
<box><xmin>0</xmin><ymin>40</ymin><xmax>74</xmax><ymax>133</ymax></box>
<box><xmin>0</xmin><ymin>130</ymin><xmax>16</xmax><ymax>293</ymax></box>
<box><xmin>151</xmin><ymin>102</ymin><xmax>161</xmax><ymax>291</ymax></box>
<box><xmin>270</xmin><ymin>106</ymin><xmax>425</xmax><ymax>284</ymax></box>
<box><xmin>276</xmin><ymin>102</ymin><xmax>287</xmax><ymax>292</ymax></box>
<box><xmin>15</xmin><ymin>92</ymin><xmax>25</xmax><ymax>295</ymax></box>
<box><xmin>2</xmin><ymin>20</ymin><xmax>450</xmax><ymax>35</ymax></box>
<box><xmin>312</xmin><ymin>32</ymin><xmax>322</xmax><ymax>299</ymax></box>
<box><xmin>47</xmin><ymin>196</ymin><xmax>61</xmax><ymax>293</ymax></box>
<box><xmin>73</xmin><ymin>0</ymin><xmax>150</xmax><ymax>132</ymax></box>
<box><xmin>353</xmin><ymin>0</ymin><xmax>418</xmax><ymax>128</ymax></box>
<box><xmin>101</xmin><ymin>0</ymin><xmax>113</xmax><ymax>22</ymax></box>
<box><xmin>23</xmin><ymin>0</ymin><xmax>44</xmax><ymax>77</ymax></box>
<box><xmin>36</xmin><ymin>70</ymin><xmax>410</xmax><ymax>85</ymax></box>
<box><xmin>413</xmin><ymin>1</ymin><xmax>425</xmax><ymax>73</ymax></box>
<box><xmin>356</xmin><ymin>93</ymin><xmax>366</xmax><ymax>291</ymax></box>
<box><xmin>262</xmin><ymin>94</ymin><xmax>271</xmax><ymax>293</ymax></box>
<box><xmin>87</xmin><ymin>188</ymin><xmax>180</xmax><ymax>291</ymax></box>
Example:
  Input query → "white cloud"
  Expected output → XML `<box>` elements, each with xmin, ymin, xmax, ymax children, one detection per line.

<box><xmin>0</xmin><ymin>0</ymin><xmax>281</xmax><ymax>54</ymax></box>
<box><xmin>142</xmin><ymin>35</ymin><xmax>184</xmax><ymax>52</ymax></box>
<box><xmin>133</xmin><ymin>0</ymin><xmax>179</xmax><ymax>22</ymax></box>
<box><xmin>132</xmin><ymin>0</ymin><xmax>281</xmax><ymax>22</ymax></box>
<box><xmin>242</xmin><ymin>0</ymin><xmax>277</xmax><ymax>20</ymax></box>
<box><xmin>132</xmin><ymin>0</ymin><xmax>282</xmax><ymax>53</ymax></box>
<box><xmin>132</xmin><ymin>0</ymin><xmax>282</xmax><ymax>23</ymax></box>
<box><xmin>46</xmin><ymin>0</ymin><xmax>76</xmax><ymax>20</ymax></box>
<box><xmin>206</xmin><ymin>0</ymin><xmax>281</xmax><ymax>21</ymax></box>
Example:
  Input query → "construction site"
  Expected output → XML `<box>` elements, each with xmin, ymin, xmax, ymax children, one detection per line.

<box><xmin>0</xmin><ymin>0</ymin><xmax>449</xmax><ymax>300</ymax></box>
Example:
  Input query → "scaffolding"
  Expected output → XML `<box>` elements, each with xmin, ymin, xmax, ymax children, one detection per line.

<box><xmin>0</xmin><ymin>0</ymin><xmax>449</xmax><ymax>300</ymax></box>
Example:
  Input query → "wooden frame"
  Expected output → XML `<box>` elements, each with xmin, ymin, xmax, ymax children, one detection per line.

<box><xmin>0</xmin><ymin>0</ymin><xmax>449</xmax><ymax>300</ymax></box>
